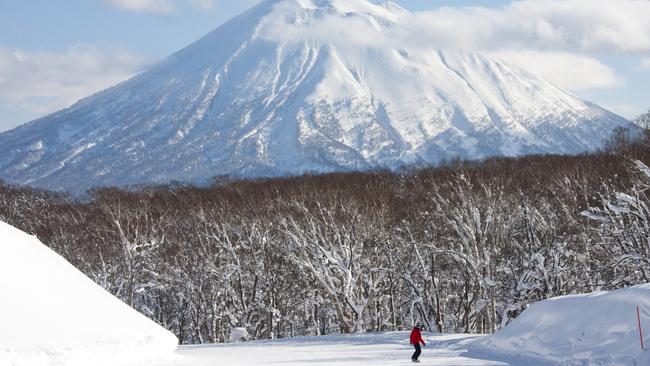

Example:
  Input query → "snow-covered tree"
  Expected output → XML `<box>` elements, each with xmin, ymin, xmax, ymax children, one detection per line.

<box><xmin>583</xmin><ymin>160</ymin><xmax>650</xmax><ymax>286</ymax></box>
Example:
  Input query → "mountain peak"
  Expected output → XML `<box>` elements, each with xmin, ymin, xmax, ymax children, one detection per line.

<box><xmin>257</xmin><ymin>0</ymin><xmax>409</xmax><ymax>20</ymax></box>
<box><xmin>266</xmin><ymin>0</ymin><xmax>400</xmax><ymax>10</ymax></box>
<box><xmin>296</xmin><ymin>0</ymin><xmax>404</xmax><ymax>11</ymax></box>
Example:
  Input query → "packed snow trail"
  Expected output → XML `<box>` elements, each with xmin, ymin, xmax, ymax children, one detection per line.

<box><xmin>155</xmin><ymin>333</ymin><xmax>540</xmax><ymax>366</ymax></box>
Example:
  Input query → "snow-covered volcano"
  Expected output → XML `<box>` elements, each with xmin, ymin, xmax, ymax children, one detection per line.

<box><xmin>0</xmin><ymin>0</ymin><xmax>629</xmax><ymax>192</ymax></box>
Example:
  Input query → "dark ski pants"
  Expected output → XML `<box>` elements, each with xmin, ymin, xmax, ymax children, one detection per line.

<box><xmin>412</xmin><ymin>343</ymin><xmax>421</xmax><ymax>360</ymax></box>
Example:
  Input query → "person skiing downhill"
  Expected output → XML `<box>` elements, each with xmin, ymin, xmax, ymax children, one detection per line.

<box><xmin>409</xmin><ymin>322</ymin><xmax>426</xmax><ymax>363</ymax></box>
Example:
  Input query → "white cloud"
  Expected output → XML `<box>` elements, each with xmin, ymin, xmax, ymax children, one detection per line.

<box><xmin>641</xmin><ymin>57</ymin><xmax>650</xmax><ymax>70</ymax></box>
<box><xmin>260</xmin><ymin>0</ymin><xmax>650</xmax><ymax>54</ymax></box>
<box><xmin>0</xmin><ymin>45</ymin><xmax>151</xmax><ymax>118</ymax></box>
<box><xmin>402</xmin><ymin>0</ymin><xmax>650</xmax><ymax>53</ymax></box>
<box><xmin>104</xmin><ymin>0</ymin><xmax>222</xmax><ymax>14</ymax></box>
<box><xmin>104</xmin><ymin>0</ymin><xmax>174</xmax><ymax>14</ymax></box>
<box><xmin>260</xmin><ymin>0</ymin><xmax>643</xmax><ymax>93</ymax></box>
<box><xmin>495</xmin><ymin>51</ymin><xmax>623</xmax><ymax>91</ymax></box>
<box><xmin>191</xmin><ymin>0</ymin><xmax>217</xmax><ymax>10</ymax></box>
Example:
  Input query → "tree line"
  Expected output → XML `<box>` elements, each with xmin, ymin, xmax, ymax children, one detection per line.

<box><xmin>1</xmin><ymin>123</ymin><xmax>650</xmax><ymax>344</ymax></box>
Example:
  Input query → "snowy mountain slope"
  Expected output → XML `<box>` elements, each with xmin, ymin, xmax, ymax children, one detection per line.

<box><xmin>0</xmin><ymin>0</ymin><xmax>630</xmax><ymax>192</ymax></box>
<box><xmin>0</xmin><ymin>221</ymin><xmax>178</xmax><ymax>366</ymax></box>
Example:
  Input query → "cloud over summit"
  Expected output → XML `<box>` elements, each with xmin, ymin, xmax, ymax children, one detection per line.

<box><xmin>260</xmin><ymin>0</ymin><xmax>650</xmax><ymax>92</ymax></box>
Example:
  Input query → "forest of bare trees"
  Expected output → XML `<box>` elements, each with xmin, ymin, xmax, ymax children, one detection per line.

<box><xmin>1</xmin><ymin>132</ymin><xmax>650</xmax><ymax>344</ymax></box>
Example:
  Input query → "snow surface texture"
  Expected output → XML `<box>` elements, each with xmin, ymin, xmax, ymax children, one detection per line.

<box><xmin>167</xmin><ymin>333</ymin><xmax>511</xmax><ymax>366</ymax></box>
<box><xmin>0</xmin><ymin>221</ymin><xmax>178</xmax><ymax>366</ymax></box>
<box><xmin>478</xmin><ymin>284</ymin><xmax>650</xmax><ymax>365</ymax></box>
<box><xmin>0</xmin><ymin>0</ymin><xmax>630</xmax><ymax>192</ymax></box>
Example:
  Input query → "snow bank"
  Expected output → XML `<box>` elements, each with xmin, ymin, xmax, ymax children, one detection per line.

<box><xmin>0</xmin><ymin>221</ymin><xmax>178</xmax><ymax>366</ymax></box>
<box><xmin>479</xmin><ymin>285</ymin><xmax>650</xmax><ymax>365</ymax></box>
<box><xmin>230</xmin><ymin>327</ymin><xmax>250</xmax><ymax>343</ymax></box>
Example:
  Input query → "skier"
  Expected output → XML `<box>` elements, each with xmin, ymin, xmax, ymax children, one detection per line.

<box><xmin>409</xmin><ymin>322</ymin><xmax>426</xmax><ymax>363</ymax></box>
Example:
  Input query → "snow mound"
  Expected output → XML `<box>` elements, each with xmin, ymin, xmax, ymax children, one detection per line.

<box><xmin>0</xmin><ymin>221</ymin><xmax>178</xmax><ymax>366</ymax></box>
<box><xmin>479</xmin><ymin>285</ymin><xmax>650</xmax><ymax>365</ymax></box>
<box><xmin>229</xmin><ymin>327</ymin><xmax>250</xmax><ymax>343</ymax></box>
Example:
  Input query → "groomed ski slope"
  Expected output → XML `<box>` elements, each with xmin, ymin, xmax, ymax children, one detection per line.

<box><xmin>159</xmin><ymin>307</ymin><xmax>649</xmax><ymax>366</ymax></box>
<box><xmin>162</xmin><ymin>333</ymin><xmax>522</xmax><ymax>366</ymax></box>
<box><xmin>156</xmin><ymin>286</ymin><xmax>650</xmax><ymax>366</ymax></box>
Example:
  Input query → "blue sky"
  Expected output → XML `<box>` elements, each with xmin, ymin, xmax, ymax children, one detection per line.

<box><xmin>0</xmin><ymin>0</ymin><xmax>648</xmax><ymax>132</ymax></box>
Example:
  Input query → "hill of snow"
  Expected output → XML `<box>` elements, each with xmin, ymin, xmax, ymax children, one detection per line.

<box><xmin>0</xmin><ymin>221</ymin><xmax>178</xmax><ymax>366</ymax></box>
<box><xmin>478</xmin><ymin>284</ymin><xmax>650</xmax><ymax>365</ymax></box>
<box><xmin>0</xmin><ymin>0</ymin><xmax>630</xmax><ymax>192</ymax></box>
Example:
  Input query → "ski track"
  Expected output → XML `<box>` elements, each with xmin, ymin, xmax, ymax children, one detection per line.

<box><xmin>153</xmin><ymin>333</ymin><xmax>535</xmax><ymax>366</ymax></box>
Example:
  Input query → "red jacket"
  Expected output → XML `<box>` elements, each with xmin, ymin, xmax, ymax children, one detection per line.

<box><xmin>409</xmin><ymin>327</ymin><xmax>425</xmax><ymax>345</ymax></box>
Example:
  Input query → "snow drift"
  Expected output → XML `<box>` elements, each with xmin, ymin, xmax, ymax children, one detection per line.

<box><xmin>479</xmin><ymin>285</ymin><xmax>650</xmax><ymax>365</ymax></box>
<box><xmin>0</xmin><ymin>0</ymin><xmax>630</xmax><ymax>193</ymax></box>
<box><xmin>0</xmin><ymin>221</ymin><xmax>178</xmax><ymax>366</ymax></box>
